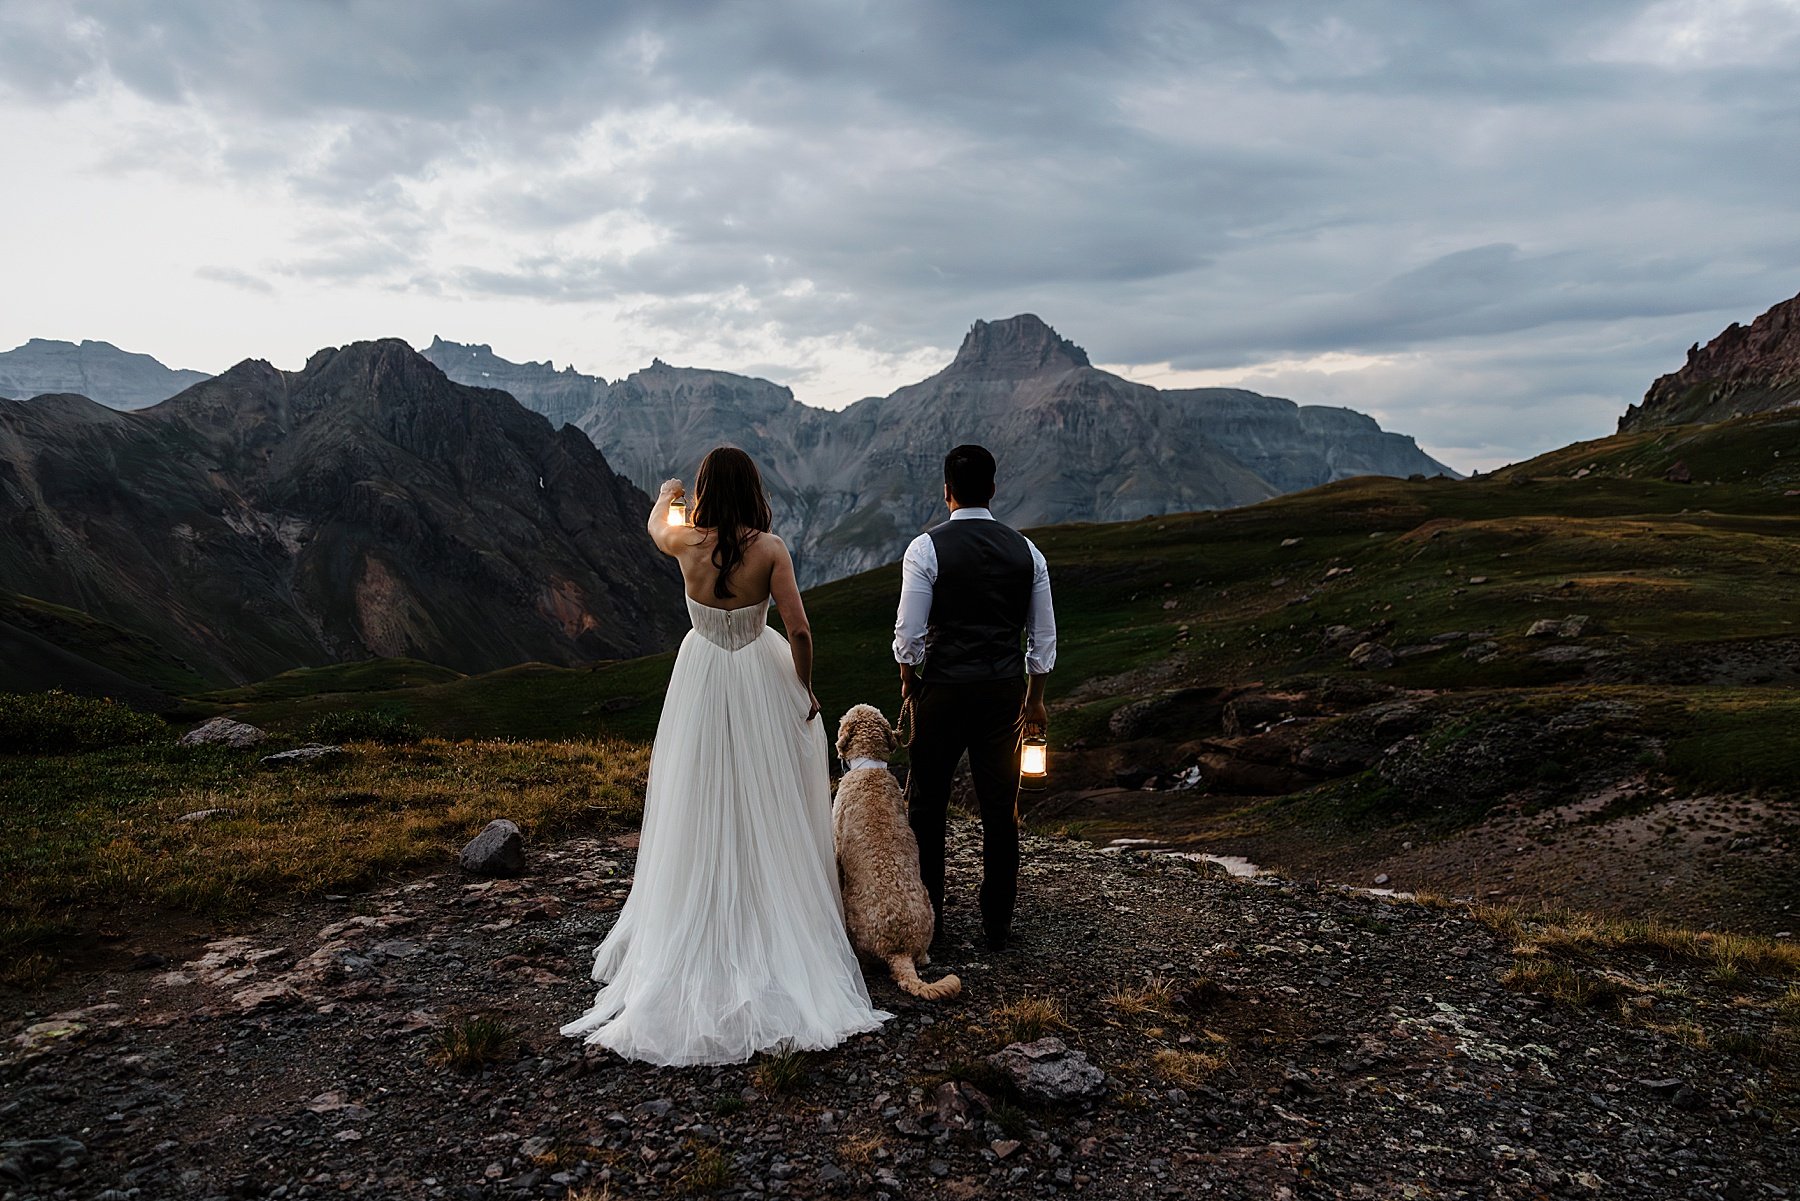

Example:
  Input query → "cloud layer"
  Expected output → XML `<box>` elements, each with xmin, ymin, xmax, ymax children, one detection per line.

<box><xmin>3</xmin><ymin>0</ymin><xmax>1798</xmax><ymax>468</ymax></box>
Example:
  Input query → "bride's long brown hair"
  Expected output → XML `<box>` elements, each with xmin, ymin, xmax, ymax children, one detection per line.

<box><xmin>692</xmin><ymin>446</ymin><xmax>772</xmax><ymax>600</ymax></box>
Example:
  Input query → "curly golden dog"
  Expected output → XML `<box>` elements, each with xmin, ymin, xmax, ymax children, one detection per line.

<box><xmin>833</xmin><ymin>704</ymin><xmax>961</xmax><ymax>1001</ymax></box>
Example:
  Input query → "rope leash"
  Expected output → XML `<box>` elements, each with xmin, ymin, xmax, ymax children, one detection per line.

<box><xmin>895</xmin><ymin>695</ymin><xmax>916</xmax><ymax>750</ymax></box>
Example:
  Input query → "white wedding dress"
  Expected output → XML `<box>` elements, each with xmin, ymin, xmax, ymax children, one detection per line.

<box><xmin>561</xmin><ymin>595</ymin><xmax>891</xmax><ymax>1065</ymax></box>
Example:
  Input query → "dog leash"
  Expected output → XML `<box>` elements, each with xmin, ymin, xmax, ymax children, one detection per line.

<box><xmin>895</xmin><ymin>695</ymin><xmax>916</xmax><ymax>750</ymax></box>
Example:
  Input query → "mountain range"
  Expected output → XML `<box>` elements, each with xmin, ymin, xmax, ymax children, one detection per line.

<box><xmin>0</xmin><ymin>341</ymin><xmax>682</xmax><ymax>694</ymax></box>
<box><xmin>0</xmin><ymin>338</ymin><xmax>210</xmax><ymax>410</ymax></box>
<box><xmin>423</xmin><ymin>315</ymin><xmax>1457</xmax><ymax>584</ymax></box>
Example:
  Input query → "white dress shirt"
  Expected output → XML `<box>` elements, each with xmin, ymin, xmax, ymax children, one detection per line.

<box><xmin>892</xmin><ymin>507</ymin><xmax>1057</xmax><ymax>675</ymax></box>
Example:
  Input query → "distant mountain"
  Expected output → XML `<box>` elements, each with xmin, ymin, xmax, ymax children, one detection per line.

<box><xmin>0</xmin><ymin>337</ymin><xmax>210</xmax><ymax>409</ymax></box>
<box><xmin>1621</xmin><ymin>289</ymin><xmax>1800</xmax><ymax>432</ymax></box>
<box><xmin>418</xmin><ymin>336</ymin><xmax>607</xmax><ymax>428</ymax></box>
<box><xmin>431</xmin><ymin>316</ymin><xmax>1457</xmax><ymax>586</ymax></box>
<box><xmin>0</xmin><ymin>341</ymin><xmax>683</xmax><ymax>692</ymax></box>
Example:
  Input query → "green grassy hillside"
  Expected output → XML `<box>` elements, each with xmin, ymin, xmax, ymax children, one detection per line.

<box><xmin>147</xmin><ymin>409</ymin><xmax>1796</xmax><ymax>753</ymax></box>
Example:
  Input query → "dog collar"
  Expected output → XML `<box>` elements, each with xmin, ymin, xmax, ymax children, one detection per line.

<box><xmin>844</xmin><ymin>757</ymin><xmax>889</xmax><ymax>772</ymax></box>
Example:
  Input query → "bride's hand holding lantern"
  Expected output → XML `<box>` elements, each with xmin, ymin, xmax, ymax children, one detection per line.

<box><xmin>660</xmin><ymin>478</ymin><xmax>689</xmax><ymax>527</ymax></box>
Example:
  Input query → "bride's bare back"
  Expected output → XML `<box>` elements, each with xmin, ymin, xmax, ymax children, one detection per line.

<box><xmin>646</xmin><ymin>476</ymin><xmax>817</xmax><ymax>718</ymax></box>
<box><xmin>666</xmin><ymin>525</ymin><xmax>784</xmax><ymax>611</ymax></box>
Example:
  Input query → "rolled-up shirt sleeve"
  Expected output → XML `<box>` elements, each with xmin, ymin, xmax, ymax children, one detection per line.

<box><xmin>1025</xmin><ymin>538</ymin><xmax>1057</xmax><ymax>675</ymax></box>
<box><xmin>892</xmin><ymin>534</ymin><xmax>937</xmax><ymax>665</ymax></box>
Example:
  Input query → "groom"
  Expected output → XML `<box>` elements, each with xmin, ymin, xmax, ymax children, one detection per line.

<box><xmin>893</xmin><ymin>444</ymin><xmax>1056</xmax><ymax>952</ymax></box>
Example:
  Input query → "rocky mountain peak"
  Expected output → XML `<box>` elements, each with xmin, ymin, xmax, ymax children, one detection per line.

<box><xmin>947</xmin><ymin>314</ymin><xmax>1091</xmax><ymax>377</ymax></box>
<box><xmin>1621</xmin><ymin>289</ymin><xmax>1800</xmax><ymax>431</ymax></box>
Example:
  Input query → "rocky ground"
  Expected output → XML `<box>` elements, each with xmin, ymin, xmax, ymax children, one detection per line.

<box><xmin>4</xmin><ymin>825</ymin><xmax>1796</xmax><ymax>1201</ymax></box>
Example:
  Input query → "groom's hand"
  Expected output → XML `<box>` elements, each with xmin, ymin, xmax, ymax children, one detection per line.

<box><xmin>1023</xmin><ymin>696</ymin><xmax>1048</xmax><ymax>735</ymax></box>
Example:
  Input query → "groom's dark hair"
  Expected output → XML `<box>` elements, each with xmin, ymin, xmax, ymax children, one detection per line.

<box><xmin>944</xmin><ymin>444</ymin><xmax>996</xmax><ymax>507</ymax></box>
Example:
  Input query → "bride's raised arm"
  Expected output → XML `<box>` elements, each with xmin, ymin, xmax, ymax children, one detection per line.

<box><xmin>769</xmin><ymin>537</ymin><xmax>820</xmax><ymax>721</ymax></box>
<box><xmin>647</xmin><ymin>478</ymin><xmax>688</xmax><ymax>556</ymax></box>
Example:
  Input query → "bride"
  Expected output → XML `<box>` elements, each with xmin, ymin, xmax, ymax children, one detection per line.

<box><xmin>561</xmin><ymin>446</ymin><xmax>891</xmax><ymax>1065</ymax></box>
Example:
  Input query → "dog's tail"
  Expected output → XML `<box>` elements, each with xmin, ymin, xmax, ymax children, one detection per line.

<box><xmin>888</xmin><ymin>954</ymin><xmax>962</xmax><ymax>1000</ymax></box>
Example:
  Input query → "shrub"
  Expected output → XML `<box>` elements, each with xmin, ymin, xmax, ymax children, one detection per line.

<box><xmin>302</xmin><ymin>708</ymin><xmax>422</xmax><ymax>745</ymax></box>
<box><xmin>433</xmin><ymin>1014</ymin><xmax>517</xmax><ymax>1070</ymax></box>
<box><xmin>0</xmin><ymin>690</ymin><xmax>163</xmax><ymax>754</ymax></box>
<box><xmin>989</xmin><ymin>995</ymin><xmax>1070</xmax><ymax>1044</ymax></box>
<box><xmin>750</xmin><ymin>1046</ymin><xmax>813</xmax><ymax>1094</ymax></box>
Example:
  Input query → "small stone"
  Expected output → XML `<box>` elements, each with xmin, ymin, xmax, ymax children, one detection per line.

<box><xmin>991</xmin><ymin>1139</ymin><xmax>1022</xmax><ymax>1160</ymax></box>
<box><xmin>230</xmin><ymin>981</ymin><xmax>303</xmax><ymax>1013</ymax></box>
<box><xmin>175</xmin><ymin>808</ymin><xmax>235</xmax><ymax>823</ymax></box>
<box><xmin>1373</xmin><ymin>874</ymin><xmax>1390</xmax><ymax>886</ymax></box>
<box><xmin>1348</xmin><ymin>642</ymin><xmax>1394</xmax><ymax>671</ymax></box>
<box><xmin>459</xmin><ymin>819</ymin><xmax>526</xmax><ymax>878</ymax></box>
<box><xmin>1525</xmin><ymin>619</ymin><xmax>1561</xmax><ymax>638</ymax></box>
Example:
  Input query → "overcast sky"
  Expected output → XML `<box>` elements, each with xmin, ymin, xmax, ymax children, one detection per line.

<box><xmin>3</xmin><ymin>0</ymin><xmax>1797</xmax><ymax>470</ymax></box>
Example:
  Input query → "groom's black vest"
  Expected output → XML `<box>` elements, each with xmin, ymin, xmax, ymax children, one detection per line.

<box><xmin>921</xmin><ymin>517</ymin><xmax>1034</xmax><ymax>683</ymax></box>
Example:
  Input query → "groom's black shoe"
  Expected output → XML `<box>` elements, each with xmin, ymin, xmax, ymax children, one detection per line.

<box><xmin>982</xmin><ymin>924</ymin><xmax>1011</xmax><ymax>953</ymax></box>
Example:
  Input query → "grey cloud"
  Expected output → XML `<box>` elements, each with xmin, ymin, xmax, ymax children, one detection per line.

<box><xmin>5</xmin><ymin>0</ymin><xmax>1797</xmax><ymax>461</ymax></box>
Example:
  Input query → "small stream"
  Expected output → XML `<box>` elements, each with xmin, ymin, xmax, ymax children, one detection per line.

<box><xmin>1103</xmin><ymin>838</ymin><xmax>1414</xmax><ymax>896</ymax></box>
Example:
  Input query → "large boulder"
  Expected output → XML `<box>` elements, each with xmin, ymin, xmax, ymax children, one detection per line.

<box><xmin>179</xmin><ymin>717</ymin><xmax>268</xmax><ymax>749</ymax></box>
<box><xmin>1348</xmin><ymin>642</ymin><xmax>1395</xmax><ymax>670</ymax></box>
<box><xmin>1106</xmin><ymin>688</ymin><xmax>1221</xmax><ymax>741</ymax></box>
<box><xmin>459</xmin><ymin>819</ymin><xmax>525</xmax><ymax>878</ymax></box>
<box><xmin>987</xmin><ymin>1037</ymin><xmax>1106</xmax><ymax>1104</ymax></box>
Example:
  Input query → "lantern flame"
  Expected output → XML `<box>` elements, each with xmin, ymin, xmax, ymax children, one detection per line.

<box><xmin>1021</xmin><ymin>738</ymin><xmax>1048</xmax><ymax>777</ymax></box>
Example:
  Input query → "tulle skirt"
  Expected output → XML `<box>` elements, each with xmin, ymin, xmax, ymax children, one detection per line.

<box><xmin>560</xmin><ymin>617</ymin><xmax>891</xmax><ymax>1065</ymax></box>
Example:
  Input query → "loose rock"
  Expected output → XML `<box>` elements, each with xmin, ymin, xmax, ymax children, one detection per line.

<box><xmin>260</xmin><ymin>744</ymin><xmax>347</xmax><ymax>766</ymax></box>
<box><xmin>987</xmin><ymin>1037</ymin><xmax>1106</xmax><ymax>1104</ymax></box>
<box><xmin>460</xmin><ymin>819</ymin><xmax>526</xmax><ymax>877</ymax></box>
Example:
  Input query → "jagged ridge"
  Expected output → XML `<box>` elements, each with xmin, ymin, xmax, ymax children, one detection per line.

<box><xmin>1621</xmin><ymin>289</ymin><xmax>1800</xmax><ymax>431</ymax></box>
<box><xmin>428</xmin><ymin>315</ymin><xmax>1456</xmax><ymax>586</ymax></box>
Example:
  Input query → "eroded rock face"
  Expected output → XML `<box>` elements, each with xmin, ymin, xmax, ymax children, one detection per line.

<box><xmin>431</xmin><ymin>315</ymin><xmax>1456</xmax><ymax>587</ymax></box>
<box><xmin>1621</xmin><ymin>289</ymin><xmax>1800</xmax><ymax>431</ymax></box>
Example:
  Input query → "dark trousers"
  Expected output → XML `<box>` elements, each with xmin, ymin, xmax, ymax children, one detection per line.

<box><xmin>906</xmin><ymin>676</ymin><xmax>1027</xmax><ymax>943</ymax></box>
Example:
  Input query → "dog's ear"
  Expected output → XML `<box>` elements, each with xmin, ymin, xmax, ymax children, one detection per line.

<box><xmin>835</xmin><ymin>713</ymin><xmax>854</xmax><ymax>760</ymax></box>
<box><xmin>883</xmin><ymin>716</ymin><xmax>898</xmax><ymax>754</ymax></box>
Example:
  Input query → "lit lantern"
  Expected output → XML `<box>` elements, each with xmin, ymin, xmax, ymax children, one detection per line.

<box><xmin>1020</xmin><ymin>735</ymin><xmax>1048</xmax><ymax>791</ymax></box>
<box><xmin>667</xmin><ymin>497</ymin><xmax>689</xmax><ymax>527</ymax></box>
